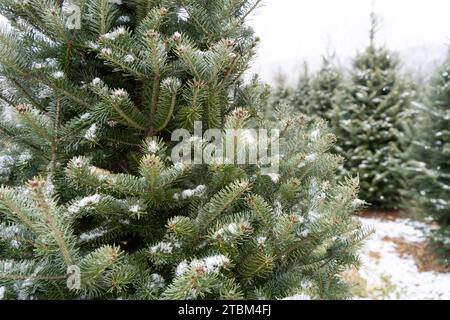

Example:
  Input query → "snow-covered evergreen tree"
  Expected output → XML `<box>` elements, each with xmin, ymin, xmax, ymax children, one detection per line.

<box><xmin>331</xmin><ymin>13</ymin><xmax>415</xmax><ymax>210</ymax></box>
<box><xmin>403</xmin><ymin>50</ymin><xmax>450</xmax><ymax>263</ymax></box>
<box><xmin>270</xmin><ymin>70</ymin><xmax>292</xmax><ymax>113</ymax></box>
<box><xmin>0</xmin><ymin>0</ymin><xmax>370</xmax><ymax>299</ymax></box>
<box><xmin>307</xmin><ymin>56</ymin><xmax>343</xmax><ymax>122</ymax></box>
<box><xmin>290</xmin><ymin>62</ymin><xmax>312</xmax><ymax>113</ymax></box>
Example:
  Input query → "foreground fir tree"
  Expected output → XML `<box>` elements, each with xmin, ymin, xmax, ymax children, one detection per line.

<box><xmin>0</xmin><ymin>0</ymin><xmax>370</xmax><ymax>299</ymax></box>
<box><xmin>331</xmin><ymin>14</ymin><xmax>414</xmax><ymax>210</ymax></box>
<box><xmin>403</xmin><ymin>51</ymin><xmax>450</xmax><ymax>263</ymax></box>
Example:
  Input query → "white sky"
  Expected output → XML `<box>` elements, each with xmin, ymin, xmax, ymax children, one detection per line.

<box><xmin>248</xmin><ymin>0</ymin><xmax>450</xmax><ymax>83</ymax></box>
<box><xmin>1</xmin><ymin>1</ymin><xmax>449</xmax><ymax>83</ymax></box>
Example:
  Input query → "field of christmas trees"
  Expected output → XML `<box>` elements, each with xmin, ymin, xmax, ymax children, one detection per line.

<box><xmin>0</xmin><ymin>0</ymin><xmax>448</xmax><ymax>301</ymax></box>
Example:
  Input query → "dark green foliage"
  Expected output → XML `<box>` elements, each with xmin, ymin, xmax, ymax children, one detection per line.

<box><xmin>271</xmin><ymin>58</ymin><xmax>342</xmax><ymax>123</ymax></box>
<box><xmin>403</xmin><ymin>52</ymin><xmax>450</xmax><ymax>263</ymax></box>
<box><xmin>331</xmin><ymin>44</ymin><xmax>415</xmax><ymax>210</ymax></box>
<box><xmin>290</xmin><ymin>62</ymin><xmax>312</xmax><ymax>113</ymax></box>
<box><xmin>307</xmin><ymin>57</ymin><xmax>343</xmax><ymax>122</ymax></box>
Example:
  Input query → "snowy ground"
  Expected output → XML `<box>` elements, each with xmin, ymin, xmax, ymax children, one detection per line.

<box><xmin>348</xmin><ymin>216</ymin><xmax>450</xmax><ymax>300</ymax></box>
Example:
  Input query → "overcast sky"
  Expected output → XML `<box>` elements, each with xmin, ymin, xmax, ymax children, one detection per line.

<box><xmin>1</xmin><ymin>1</ymin><xmax>449</xmax><ymax>83</ymax></box>
<box><xmin>248</xmin><ymin>0</ymin><xmax>450</xmax><ymax>83</ymax></box>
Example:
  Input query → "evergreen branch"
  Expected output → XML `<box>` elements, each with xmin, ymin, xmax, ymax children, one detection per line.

<box><xmin>240</xmin><ymin>0</ymin><xmax>263</xmax><ymax>23</ymax></box>
<box><xmin>38</xmin><ymin>77</ymin><xmax>91</xmax><ymax>109</ymax></box>
<box><xmin>0</xmin><ymin>274</ymin><xmax>67</xmax><ymax>281</ymax></box>
<box><xmin>0</xmin><ymin>124</ymin><xmax>43</xmax><ymax>153</ymax></box>
<box><xmin>97</xmin><ymin>39</ymin><xmax>149</xmax><ymax>80</ymax></box>
<box><xmin>196</xmin><ymin>180</ymin><xmax>251</xmax><ymax>236</ymax></box>
<box><xmin>99</xmin><ymin>0</ymin><xmax>107</xmax><ymax>35</ymax></box>
<box><xmin>0</xmin><ymin>189</ymin><xmax>37</xmax><ymax>233</ymax></box>
<box><xmin>30</xmin><ymin>182</ymin><xmax>73</xmax><ymax>266</ymax></box>
<box><xmin>156</xmin><ymin>90</ymin><xmax>177</xmax><ymax>133</ymax></box>
<box><xmin>9</xmin><ymin>77</ymin><xmax>44</xmax><ymax>111</ymax></box>
<box><xmin>108</xmin><ymin>103</ymin><xmax>146</xmax><ymax>132</ymax></box>
<box><xmin>17</xmin><ymin>107</ymin><xmax>53</xmax><ymax>143</ymax></box>
<box><xmin>148</xmin><ymin>75</ymin><xmax>160</xmax><ymax>136</ymax></box>
<box><xmin>0</xmin><ymin>92</ymin><xmax>15</xmax><ymax>106</ymax></box>
<box><xmin>50</xmin><ymin>96</ymin><xmax>61</xmax><ymax>177</ymax></box>
<box><xmin>179</xmin><ymin>0</ymin><xmax>212</xmax><ymax>39</ymax></box>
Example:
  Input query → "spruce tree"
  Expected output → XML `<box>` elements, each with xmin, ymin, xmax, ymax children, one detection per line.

<box><xmin>290</xmin><ymin>62</ymin><xmax>311</xmax><ymax>113</ymax></box>
<box><xmin>331</xmin><ymin>14</ymin><xmax>414</xmax><ymax>210</ymax></box>
<box><xmin>0</xmin><ymin>0</ymin><xmax>370</xmax><ymax>299</ymax></box>
<box><xmin>270</xmin><ymin>70</ymin><xmax>292</xmax><ymax>112</ymax></box>
<box><xmin>307</xmin><ymin>56</ymin><xmax>343</xmax><ymax>122</ymax></box>
<box><xmin>404</xmin><ymin>51</ymin><xmax>450</xmax><ymax>263</ymax></box>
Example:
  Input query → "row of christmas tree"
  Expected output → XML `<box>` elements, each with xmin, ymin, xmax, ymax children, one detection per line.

<box><xmin>271</xmin><ymin>14</ymin><xmax>449</xmax><ymax>263</ymax></box>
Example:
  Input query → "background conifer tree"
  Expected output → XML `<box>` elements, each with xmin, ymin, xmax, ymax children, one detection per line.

<box><xmin>290</xmin><ymin>62</ymin><xmax>312</xmax><ymax>113</ymax></box>
<box><xmin>331</xmin><ymin>13</ymin><xmax>415</xmax><ymax>210</ymax></box>
<box><xmin>270</xmin><ymin>70</ymin><xmax>292</xmax><ymax>112</ymax></box>
<box><xmin>306</xmin><ymin>55</ymin><xmax>343</xmax><ymax>122</ymax></box>
<box><xmin>0</xmin><ymin>0</ymin><xmax>370</xmax><ymax>299</ymax></box>
<box><xmin>403</xmin><ymin>50</ymin><xmax>450</xmax><ymax>263</ymax></box>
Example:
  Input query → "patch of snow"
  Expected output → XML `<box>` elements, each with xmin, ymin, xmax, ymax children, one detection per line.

<box><xmin>175</xmin><ymin>255</ymin><xmax>230</xmax><ymax>277</ymax></box>
<box><xmin>310</xmin><ymin>129</ymin><xmax>321</xmax><ymax>141</ymax></box>
<box><xmin>176</xmin><ymin>260</ymin><xmax>189</xmax><ymax>276</ymax></box>
<box><xmin>174</xmin><ymin>185</ymin><xmax>206</xmax><ymax>200</ymax></box>
<box><xmin>265</xmin><ymin>172</ymin><xmax>280</xmax><ymax>183</ymax></box>
<box><xmin>355</xmin><ymin>217</ymin><xmax>450</xmax><ymax>300</ymax></box>
<box><xmin>172</xmin><ymin>32</ymin><xmax>182</xmax><ymax>41</ymax></box>
<box><xmin>38</xmin><ymin>86</ymin><xmax>52</xmax><ymax>99</ymax></box>
<box><xmin>257</xmin><ymin>236</ymin><xmax>267</xmax><ymax>246</ymax></box>
<box><xmin>177</xmin><ymin>8</ymin><xmax>189</xmax><ymax>21</ymax></box>
<box><xmin>150</xmin><ymin>241</ymin><xmax>174</xmax><ymax>254</ymax></box>
<box><xmin>102</xmin><ymin>27</ymin><xmax>126</xmax><ymax>41</ymax></box>
<box><xmin>79</xmin><ymin>227</ymin><xmax>107</xmax><ymax>242</ymax></box>
<box><xmin>352</xmin><ymin>198</ymin><xmax>366</xmax><ymax>208</ymax></box>
<box><xmin>359</xmin><ymin>217</ymin><xmax>430</xmax><ymax>243</ymax></box>
<box><xmin>51</xmin><ymin>71</ymin><xmax>65</xmax><ymax>79</ymax></box>
<box><xmin>147</xmin><ymin>274</ymin><xmax>165</xmax><ymax>292</ymax></box>
<box><xmin>101</xmin><ymin>48</ymin><xmax>112</xmax><ymax>55</ymax></box>
<box><xmin>147</xmin><ymin>140</ymin><xmax>159</xmax><ymax>153</ymax></box>
<box><xmin>117</xmin><ymin>16</ymin><xmax>131</xmax><ymax>23</ymax></box>
<box><xmin>124</xmin><ymin>54</ymin><xmax>135</xmax><ymax>63</ymax></box>
<box><xmin>305</xmin><ymin>153</ymin><xmax>317</xmax><ymax>162</ymax></box>
<box><xmin>111</xmin><ymin>88</ymin><xmax>128</xmax><ymax>99</ymax></box>
<box><xmin>129</xmin><ymin>204</ymin><xmax>140</xmax><ymax>213</ymax></box>
<box><xmin>91</xmin><ymin>78</ymin><xmax>102</xmax><ymax>86</ymax></box>
<box><xmin>1</xmin><ymin>106</ymin><xmax>18</xmax><ymax>124</ymax></box>
<box><xmin>307</xmin><ymin>210</ymin><xmax>320</xmax><ymax>223</ymax></box>
<box><xmin>68</xmin><ymin>194</ymin><xmax>101</xmax><ymax>214</ymax></box>
<box><xmin>84</xmin><ymin>123</ymin><xmax>97</xmax><ymax>140</ymax></box>
<box><xmin>0</xmin><ymin>155</ymin><xmax>14</xmax><ymax>176</ymax></box>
